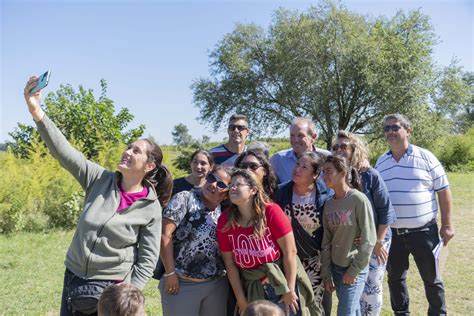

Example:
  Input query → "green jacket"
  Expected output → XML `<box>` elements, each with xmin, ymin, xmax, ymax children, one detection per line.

<box><xmin>240</xmin><ymin>258</ymin><xmax>321</xmax><ymax>316</ymax></box>
<box><xmin>36</xmin><ymin>115</ymin><xmax>162</xmax><ymax>289</ymax></box>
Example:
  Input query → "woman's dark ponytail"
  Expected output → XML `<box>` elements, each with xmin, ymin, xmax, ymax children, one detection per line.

<box><xmin>152</xmin><ymin>164</ymin><xmax>173</xmax><ymax>207</ymax></box>
<box><xmin>143</xmin><ymin>139</ymin><xmax>174</xmax><ymax>207</ymax></box>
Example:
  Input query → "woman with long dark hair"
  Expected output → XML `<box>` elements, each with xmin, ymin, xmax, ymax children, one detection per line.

<box><xmin>275</xmin><ymin>152</ymin><xmax>332</xmax><ymax>314</ymax></box>
<box><xmin>332</xmin><ymin>131</ymin><xmax>395</xmax><ymax>315</ymax></box>
<box><xmin>217</xmin><ymin>169</ymin><xmax>318</xmax><ymax>316</ymax></box>
<box><xmin>24</xmin><ymin>76</ymin><xmax>173</xmax><ymax>316</ymax></box>
<box><xmin>321</xmin><ymin>155</ymin><xmax>376</xmax><ymax>316</ymax></box>
<box><xmin>234</xmin><ymin>148</ymin><xmax>278</xmax><ymax>201</ymax></box>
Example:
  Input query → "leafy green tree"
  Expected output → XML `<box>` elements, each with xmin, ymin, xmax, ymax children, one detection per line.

<box><xmin>171</xmin><ymin>123</ymin><xmax>195</xmax><ymax>147</ymax></box>
<box><xmin>8</xmin><ymin>80</ymin><xmax>144</xmax><ymax>159</ymax></box>
<box><xmin>192</xmin><ymin>1</ymin><xmax>463</xmax><ymax>148</ymax></box>
<box><xmin>431</xmin><ymin>62</ymin><xmax>471</xmax><ymax>132</ymax></box>
<box><xmin>459</xmin><ymin>71</ymin><xmax>474</xmax><ymax>131</ymax></box>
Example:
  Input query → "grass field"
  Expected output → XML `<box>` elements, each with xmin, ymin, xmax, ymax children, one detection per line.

<box><xmin>1</xmin><ymin>173</ymin><xmax>472</xmax><ymax>315</ymax></box>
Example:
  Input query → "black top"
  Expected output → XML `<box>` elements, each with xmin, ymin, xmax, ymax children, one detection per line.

<box><xmin>172</xmin><ymin>177</ymin><xmax>195</xmax><ymax>197</ymax></box>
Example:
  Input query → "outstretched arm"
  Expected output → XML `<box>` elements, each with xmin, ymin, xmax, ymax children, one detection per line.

<box><xmin>23</xmin><ymin>76</ymin><xmax>104</xmax><ymax>189</ymax></box>
<box><xmin>24</xmin><ymin>76</ymin><xmax>46</xmax><ymax>121</ymax></box>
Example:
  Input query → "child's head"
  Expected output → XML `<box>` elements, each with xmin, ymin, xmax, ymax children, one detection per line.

<box><xmin>242</xmin><ymin>300</ymin><xmax>284</xmax><ymax>316</ymax></box>
<box><xmin>98</xmin><ymin>283</ymin><xmax>145</xmax><ymax>316</ymax></box>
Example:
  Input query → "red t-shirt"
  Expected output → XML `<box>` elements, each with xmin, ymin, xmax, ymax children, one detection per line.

<box><xmin>216</xmin><ymin>203</ymin><xmax>292</xmax><ymax>269</ymax></box>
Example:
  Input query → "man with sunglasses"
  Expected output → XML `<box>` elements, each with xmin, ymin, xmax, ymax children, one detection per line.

<box><xmin>209</xmin><ymin>114</ymin><xmax>250</xmax><ymax>168</ymax></box>
<box><xmin>270</xmin><ymin>117</ymin><xmax>330</xmax><ymax>184</ymax></box>
<box><xmin>375</xmin><ymin>113</ymin><xmax>454</xmax><ymax>316</ymax></box>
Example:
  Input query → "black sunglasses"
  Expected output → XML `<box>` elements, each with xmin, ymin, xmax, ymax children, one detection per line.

<box><xmin>332</xmin><ymin>144</ymin><xmax>350</xmax><ymax>151</ymax></box>
<box><xmin>228</xmin><ymin>124</ymin><xmax>248</xmax><ymax>132</ymax></box>
<box><xmin>238</xmin><ymin>162</ymin><xmax>262</xmax><ymax>171</ymax></box>
<box><xmin>384</xmin><ymin>124</ymin><xmax>402</xmax><ymax>132</ymax></box>
<box><xmin>206</xmin><ymin>173</ymin><xmax>229</xmax><ymax>191</ymax></box>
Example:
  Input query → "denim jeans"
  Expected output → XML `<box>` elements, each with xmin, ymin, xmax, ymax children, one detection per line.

<box><xmin>332</xmin><ymin>263</ymin><xmax>368</xmax><ymax>316</ymax></box>
<box><xmin>262</xmin><ymin>283</ymin><xmax>302</xmax><ymax>316</ymax></box>
<box><xmin>387</xmin><ymin>223</ymin><xmax>446</xmax><ymax>315</ymax></box>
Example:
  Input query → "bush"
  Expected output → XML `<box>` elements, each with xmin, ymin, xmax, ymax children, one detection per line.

<box><xmin>0</xmin><ymin>139</ymin><xmax>84</xmax><ymax>233</ymax></box>
<box><xmin>431</xmin><ymin>127</ymin><xmax>474</xmax><ymax>172</ymax></box>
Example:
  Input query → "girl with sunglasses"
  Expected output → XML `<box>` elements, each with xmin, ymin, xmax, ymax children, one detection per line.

<box><xmin>235</xmin><ymin>148</ymin><xmax>278</xmax><ymax>201</ymax></box>
<box><xmin>275</xmin><ymin>152</ymin><xmax>333</xmax><ymax>314</ymax></box>
<box><xmin>171</xmin><ymin>149</ymin><xmax>214</xmax><ymax>196</ymax></box>
<box><xmin>217</xmin><ymin>169</ymin><xmax>318</xmax><ymax>316</ymax></box>
<box><xmin>321</xmin><ymin>155</ymin><xmax>376</xmax><ymax>316</ymax></box>
<box><xmin>332</xmin><ymin>131</ymin><xmax>395</xmax><ymax>315</ymax></box>
<box><xmin>159</xmin><ymin>166</ymin><xmax>231</xmax><ymax>316</ymax></box>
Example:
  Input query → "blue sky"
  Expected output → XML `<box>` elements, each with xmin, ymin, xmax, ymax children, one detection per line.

<box><xmin>1</xmin><ymin>0</ymin><xmax>473</xmax><ymax>145</ymax></box>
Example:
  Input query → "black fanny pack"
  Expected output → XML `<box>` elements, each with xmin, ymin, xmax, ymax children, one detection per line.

<box><xmin>65</xmin><ymin>270</ymin><xmax>117</xmax><ymax>314</ymax></box>
<box><xmin>288</xmin><ymin>184</ymin><xmax>324</xmax><ymax>260</ymax></box>
<box><xmin>291</xmin><ymin>216</ymin><xmax>323</xmax><ymax>260</ymax></box>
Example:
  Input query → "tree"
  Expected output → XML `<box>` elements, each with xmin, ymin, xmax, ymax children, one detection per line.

<box><xmin>8</xmin><ymin>80</ymin><xmax>144</xmax><ymax>159</ymax></box>
<box><xmin>459</xmin><ymin>71</ymin><xmax>474</xmax><ymax>131</ymax></box>
<box><xmin>201</xmin><ymin>135</ymin><xmax>210</xmax><ymax>145</ymax></box>
<box><xmin>171</xmin><ymin>123</ymin><xmax>195</xmax><ymax>147</ymax></box>
<box><xmin>431</xmin><ymin>62</ymin><xmax>471</xmax><ymax>132</ymax></box>
<box><xmin>192</xmin><ymin>1</ymin><xmax>462</xmax><ymax>148</ymax></box>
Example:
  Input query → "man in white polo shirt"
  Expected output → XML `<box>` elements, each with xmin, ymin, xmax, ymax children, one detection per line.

<box><xmin>375</xmin><ymin>113</ymin><xmax>455</xmax><ymax>316</ymax></box>
<box><xmin>270</xmin><ymin>117</ymin><xmax>330</xmax><ymax>183</ymax></box>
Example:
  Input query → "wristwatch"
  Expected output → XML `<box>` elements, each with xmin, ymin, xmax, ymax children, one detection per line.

<box><xmin>376</xmin><ymin>239</ymin><xmax>386</xmax><ymax>246</ymax></box>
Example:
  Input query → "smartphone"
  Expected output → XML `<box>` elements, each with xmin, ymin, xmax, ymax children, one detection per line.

<box><xmin>30</xmin><ymin>70</ymin><xmax>51</xmax><ymax>93</ymax></box>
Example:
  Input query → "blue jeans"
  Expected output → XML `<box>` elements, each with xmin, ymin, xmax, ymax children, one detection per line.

<box><xmin>332</xmin><ymin>264</ymin><xmax>368</xmax><ymax>316</ymax></box>
<box><xmin>263</xmin><ymin>283</ymin><xmax>302</xmax><ymax>316</ymax></box>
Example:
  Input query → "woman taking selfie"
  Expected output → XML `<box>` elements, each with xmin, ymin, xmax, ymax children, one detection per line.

<box><xmin>321</xmin><ymin>156</ymin><xmax>376</xmax><ymax>316</ymax></box>
<box><xmin>234</xmin><ymin>148</ymin><xmax>278</xmax><ymax>201</ymax></box>
<box><xmin>172</xmin><ymin>148</ymin><xmax>214</xmax><ymax>196</ymax></box>
<box><xmin>275</xmin><ymin>152</ymin><xmax>333</xmax><ymax>314</ymax></box>
<box><xmin>217</xmin><ymin>169</ymin><xmax>318</xmax><ymax>316</ymax></box>
<box><xmin>24</xmin><ymin>76</ymin><xmax>172</xmax><ymax>316</ymax></box>
<box><xmin>332</xmin><ymin>131</ymin><xmax>395</xmax><ymax>315</ymax></box>
<box><xmin>159</xmin><ymin>166</ymin><xmax>231</xmax><ymax>316</ymax></box>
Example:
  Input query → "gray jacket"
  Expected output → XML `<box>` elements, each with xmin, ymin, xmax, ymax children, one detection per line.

<box><xmin>36</xmin><ymin>115</ymin><xmax>162</xmax><ymax>289</ymax></box>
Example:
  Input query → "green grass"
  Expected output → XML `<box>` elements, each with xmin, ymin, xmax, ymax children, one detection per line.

<box><xmin>376</xmin><ymin>172</ymin><xmax>474</xmax><ymax>315</ymax></box>
<box><xmin>0</xmin><ymin>173</ymin><xmax>472</xmax><ymax>315</ymax></box>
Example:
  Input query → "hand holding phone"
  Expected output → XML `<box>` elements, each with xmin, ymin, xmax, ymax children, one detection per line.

<box><xmin>30</xmin><ymin>70</ymin><xmax>51</xmax><ymax>93</ymax></box>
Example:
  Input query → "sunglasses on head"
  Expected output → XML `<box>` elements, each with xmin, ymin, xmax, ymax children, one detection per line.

<box><xmin>384</xmin><ymin>124</ymin><xmax>402</xmax><ymax>132</ymax></box>
<box><xmin>206</xmin><ymin>173</ymin><xmax>229</xmax><ymax>191</ymax></box>
<box><xmin>228</xmin><ymin>124</ymin><xmax>248</xmax><ymax>132</ymax></box>
<box><xmin>332</xmin><ymin>144</ymin><xmax>350</xmax><ymax>151</ymax></box>
<box><xmin>238</xmin><ymin>162</ymin><xmax>262</xmax><ymax>171</ymax></box>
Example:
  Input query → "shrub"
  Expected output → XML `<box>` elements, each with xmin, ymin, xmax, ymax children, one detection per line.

<box><xmin>431</xmin><ymin>127</ymin><xmax>474</xmax><ymax>172</ymax></box>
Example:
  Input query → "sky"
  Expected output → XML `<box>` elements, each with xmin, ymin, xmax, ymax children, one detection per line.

<box><xmin>1</xmin><ymin>0</ymin><xmax>473</xmax><ymax>145</ymax></box>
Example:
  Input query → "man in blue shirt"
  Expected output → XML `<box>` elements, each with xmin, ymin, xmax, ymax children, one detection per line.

<box><xmin>375</xmin><ymin>113</ymin><xmax>455</xmax><ymax>316</ymax></box>
<box><xmin>270</xmin><ymin>117</ymin><xmax>330</xmax><ymax>183</ymax></box>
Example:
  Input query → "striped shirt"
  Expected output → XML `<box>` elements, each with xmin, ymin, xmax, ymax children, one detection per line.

<box><xmin>209</xmin><ymin>144</ymin><xmax>247</xmax><ymax>168</ymax></box>
<box><xmin>375</xmin><ymin>144</ymin><xmax>449</xmax><ymax>229</ymax></box>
